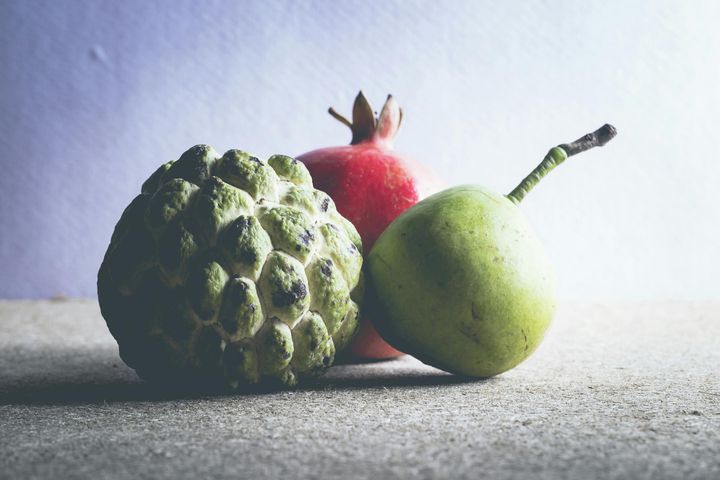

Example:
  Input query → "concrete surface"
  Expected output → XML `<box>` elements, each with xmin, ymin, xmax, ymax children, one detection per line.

<box><xmin>0</xmin><ymin>300</ymin><xmax>718</xmax><ymax>479</ymax></box>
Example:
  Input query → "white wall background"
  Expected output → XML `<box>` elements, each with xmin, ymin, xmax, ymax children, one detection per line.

<box><xmin>1</xmin><ymin>0</ymin><xmax>718</xmax><ymax>299</ymax></box>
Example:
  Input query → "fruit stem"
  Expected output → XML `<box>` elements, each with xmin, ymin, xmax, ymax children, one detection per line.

<box><xmin>328</xmin><ymin>107</ymin><xmax>353</xmax><ymax>129</ymax></box>
<box><xmin>506</xmin><ymin>124</ymin><xmax>617</xmax><ymax>204</ymax></box>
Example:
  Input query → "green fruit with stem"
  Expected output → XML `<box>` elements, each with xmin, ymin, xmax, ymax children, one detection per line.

<box><xmin>367</xmin><ymin>124</ymin><xmax>617</xmax><ymax>377</ymax></box>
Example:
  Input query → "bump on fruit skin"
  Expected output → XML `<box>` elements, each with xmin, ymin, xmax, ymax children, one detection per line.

<box><xmin>98</xmin><ymin>145</ymin><xmax>363</xmax><ymax>389</ymax></box>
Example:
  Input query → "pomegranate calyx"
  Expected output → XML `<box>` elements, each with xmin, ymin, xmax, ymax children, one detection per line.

<box><xmin>328</xmin><ymin>91</ymin><xmax>403</xmax><ymax>146</ymax></box>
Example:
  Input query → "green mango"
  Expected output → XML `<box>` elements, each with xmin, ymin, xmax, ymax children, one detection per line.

<box><xmin>367</xmin><ymin>125</ymin><xmax>617</xmax><ymax>377</ymax></box>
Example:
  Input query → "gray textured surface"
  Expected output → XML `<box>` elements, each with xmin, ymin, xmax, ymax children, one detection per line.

<box><xmin>0</xmin><ymin>300</ymin><xmax>718</xmax><ymax>479</ymax></box>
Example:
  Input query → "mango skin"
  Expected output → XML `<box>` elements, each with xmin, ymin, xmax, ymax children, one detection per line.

<box><xmin>367</xmin><ymin>185</ymin><xmax>556</xmax><ymax>377</ymax></box>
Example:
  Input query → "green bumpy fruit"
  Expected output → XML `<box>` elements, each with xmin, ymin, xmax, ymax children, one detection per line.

<box><xmin>98</xmin><ymin>145</ymin><xmax>363</xmax><ymax>388</ymax></box>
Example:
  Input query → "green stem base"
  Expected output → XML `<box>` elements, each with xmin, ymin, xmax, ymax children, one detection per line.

<box><xmin>507</xmin><ymin>124</ymin><xmax>617</xmax><ymax>204</ymax></box>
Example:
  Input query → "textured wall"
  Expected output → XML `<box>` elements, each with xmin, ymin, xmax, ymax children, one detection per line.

<box><xmin>1</xmin><ymin>0</ymin><xmax>718</xmax><ymax>299</ymax></box>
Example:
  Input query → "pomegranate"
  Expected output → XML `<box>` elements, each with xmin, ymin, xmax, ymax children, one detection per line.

<box><xmin>297</xmin><ymin>92</ymin><xmax>444</xmax><ymax>359</ymax></box>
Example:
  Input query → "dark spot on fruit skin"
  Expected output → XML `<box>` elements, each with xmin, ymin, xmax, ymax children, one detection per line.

<box><xmin>291</xmin><ymin>281</ymin><xmax>307</xmax><ymax>299</ymax></box>
<box><xmin>248</xmin><ymin>304</ymin><xmax>256</xmax><ymax>312</ymax></box>
<box><xmin>459</xmin><ymin>323</ymin><xmax>481</xmax><ymax>345</ymax></box>
<box><xmin>522</xmin><ymin>329</ymin><xmax>528</xmax><ymax>351</ymax></box>
<box><xmin>266</xmin><ymin>330</ymin><xmax>292</xmax><ymax>360</ymax></box>
<box><xmin>319</xmin><ymin>259</ymin><xmax>333</xmax><ymax>277</ymax></box>
<box><xmin>299</xmin><ymin>229</ymin><xmax>314</xmax><ymax>247</ymax></box>
<box><xmin>471</xmin><ymin>303</ymin><xmax>483</xmax><ymax>322</ymax></box>
<box><xmin>229</xmin><ymin>280</ymin><xmax>249</xmax><ymax>305</ymax></box>
<box><xmin>272</xmin><ymin>281</ymin><xmax>307</xmax><ymax>307</ymax></box>
<box><xmin>237</xmin><ymin>248</ymin><xmax>257</xmax><ymax>265</ymax></box>
<box><xmin>231</xmin><ymin>217</ymin><xmax>250</xmax><ymax>232</ymax></box>
<box><xmin>249</xmin><ymin>156</ymin><xmax>262</xmax><ymax>167</ymax></box>
<box><xmin>169</xmin><ymin>145</ymin><xmax>215</xmax><ymax>185</ymax></box>
<box><xmin>191</xmin><ymin>145</ymin><xmax>208</xmax><ymax>156</ymax></box>
<box><xmin>322</xmin><ymin>356</ymin><xmax>331</xmax><ymax>366</ymax></box>
<box><xmin>223</xmin><ymin>219</ymin><xmax>260</xmax><ymax>264</ymax></box>
<box><xmin>320</xmin><ymin>198</ymin><xmax>330</xmax><ymax>212</ymax></box>
<box><xmin>309</xmin><ymin>339</ymin><xmax>319</xmax><ymax>350</ymax></box>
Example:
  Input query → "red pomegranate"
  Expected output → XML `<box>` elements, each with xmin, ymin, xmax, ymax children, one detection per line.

<box><xmin>297</xmin><ymin>92</ymin><xmax>444</xmax><ymax>359</ymax></box>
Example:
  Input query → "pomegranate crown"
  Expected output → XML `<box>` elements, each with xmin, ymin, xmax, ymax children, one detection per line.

<box><xmin>328</xmin><ymin>91</ymin><xmax>403</xmax><ymax>146</ymax></box>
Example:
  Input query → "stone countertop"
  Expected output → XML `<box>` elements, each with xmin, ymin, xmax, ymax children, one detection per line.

<box><xmin>0</xmin><ymin>300</ymin><xmax>718</xmax><ymax>479</ymax></box>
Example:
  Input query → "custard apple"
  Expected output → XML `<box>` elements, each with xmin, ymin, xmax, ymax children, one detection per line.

<box><xmin>98</xmin><ymin>145</ymin><xmax>363</xmax><ymax>388</ymax></box>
